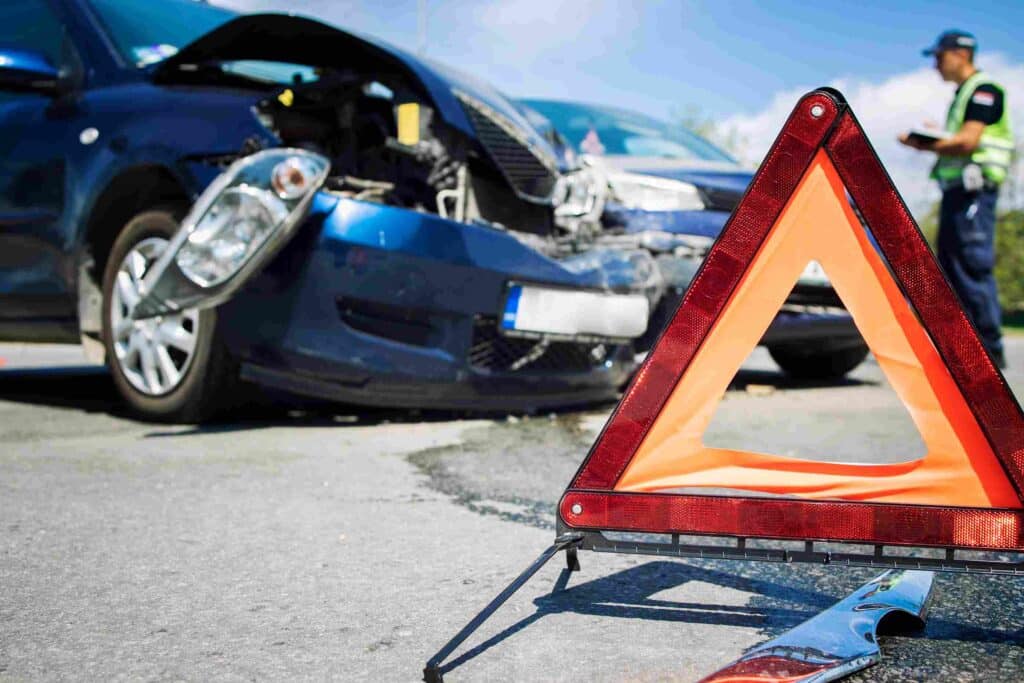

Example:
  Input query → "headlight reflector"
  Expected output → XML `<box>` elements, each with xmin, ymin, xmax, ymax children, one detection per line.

<box><xmin>176</xmin><ymin>186</ymin><xmax>289</xmax><ymax>287</ymax></box>
<box><xmin>553</xmin><ymin>165</ymin><xmax>607</xmax><ymax>231</ymax></box>
<box><xmin>172</xmin><ymin>149</ymin><xmax>329</xmax><ymax>288</ymax></box>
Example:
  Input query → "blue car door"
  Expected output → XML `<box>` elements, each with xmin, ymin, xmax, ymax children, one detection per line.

<box><xmin>0</xmin><ymin>0</ymin><xmax>80</xmax><ymax>338</ymax></box>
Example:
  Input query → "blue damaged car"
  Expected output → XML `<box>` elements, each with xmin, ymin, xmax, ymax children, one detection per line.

<box><xmin>0</xmin><ymin>0</ymin><xmax>655</xmax><ymax>421</ymax></box>
<box><xmin>521</xmin><ymin>99</ymin><xmax>870</xmax><ymax>380</ymax></box>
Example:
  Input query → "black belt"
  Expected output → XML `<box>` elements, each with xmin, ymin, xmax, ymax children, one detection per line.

<box><xmin>940</xmin><ymin>180</ymin><xmax>1000</xmax><ymax>193</ymax></box>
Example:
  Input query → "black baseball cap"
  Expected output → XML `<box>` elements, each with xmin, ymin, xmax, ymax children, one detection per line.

<box><xmin>922</xmin><ymin>30</ymin><xmax>977</xmax><ymax>56</ymax></box>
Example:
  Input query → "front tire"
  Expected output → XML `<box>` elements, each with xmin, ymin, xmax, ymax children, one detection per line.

<box><xmin>101</xmin><ymin>207</ymin><xmax>238</xmax><ymax>422</ymax></box>
<box><xmin>768</xmin><ymin>343</ymin><xmax>870</xmax><ymax>381</ymax></box>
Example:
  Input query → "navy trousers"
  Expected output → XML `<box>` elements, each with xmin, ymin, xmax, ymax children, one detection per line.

<box><xmin>937</xmin><ymin>186</ymin><xmax>1003</xmax><ymax>355</ymax></box>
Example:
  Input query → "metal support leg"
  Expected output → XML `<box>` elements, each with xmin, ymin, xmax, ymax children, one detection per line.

<box><xmin>423</xmin><ymin>533</ymin><xmax>583</xmax><ymax>682</ymax></box>
<box><xmin>566</xmin><ymin>545</ymin><xmax>580</xmax><ymax>572</ymax></box>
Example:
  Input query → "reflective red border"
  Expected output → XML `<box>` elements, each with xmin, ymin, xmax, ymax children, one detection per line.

<box><xmin>560</xmin><ymin>492</ymin><xmax>1024</xmax><ymax>551</ymax></box>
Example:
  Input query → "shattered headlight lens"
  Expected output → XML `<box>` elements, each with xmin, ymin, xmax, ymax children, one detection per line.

<box><xmin>608</xmin><ymin>172</ymin><xmax>705</xmax><ymax>212</ymax></box>
<box><xmin>175</xmin><ymin>149</ymin><xmax>329</xmax><ymax>287</ymax></box>
<box><xmin>553</xmin><ymin>165</ymin><xmax>607</xmax><ymax>230</ymax></box>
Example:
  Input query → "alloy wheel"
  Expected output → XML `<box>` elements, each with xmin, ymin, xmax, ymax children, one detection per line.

<box><xmin>108</xmin><ymin>237</ymin><xmax>201</xmax><ymax>396</ymax></box>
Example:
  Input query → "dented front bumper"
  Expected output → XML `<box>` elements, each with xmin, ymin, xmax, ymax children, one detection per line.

<box><xmin>159</xmin><ymin>189</ymin><xmax>651</xmax><ymax>409</ymax></box>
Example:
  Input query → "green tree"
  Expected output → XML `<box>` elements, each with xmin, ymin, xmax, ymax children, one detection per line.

<box><xmin>918</xmin><ymin>202</ymin><xmax>1024</xmax><ymax>314</ymax></box>
<box><xmin>917</xmin><ymin>202</ymin><xmax>940</xmax><ymax>250</ymax></box>
<box><xmin>996</xmin><ymin>209</ymin><xmax>1024</xmax><ymax>313</ymax></box>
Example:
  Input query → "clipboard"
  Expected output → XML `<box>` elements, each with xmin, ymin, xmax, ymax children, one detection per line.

<box><xmin>906</xmin><ymin>128</ymin><xmax>948</xmax><ymax>145</ymax></box>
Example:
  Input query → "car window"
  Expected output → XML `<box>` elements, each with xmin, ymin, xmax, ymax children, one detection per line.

<box><xmin>220</xmin><ymin>61</ymin><xmax>319</xmax><ymax>85</ymax></box>
<box><xmin>88</xmin><ymin>0</ymin><xmax>236</xmax><ymax>67</ymax></box>
<box><xmin>0</xmin><ymin>0</ymin><xmax>67</xmax><ymax>106</ymax></box>
<box><xmin>0</xmin><ymin>0</ymin><xmax>65</xmax><ymax>67</ymax></box>
<box><xmin>87</xmin><ymin>0</ymin><xmax>317</xmax><ymax>84</ymax></box>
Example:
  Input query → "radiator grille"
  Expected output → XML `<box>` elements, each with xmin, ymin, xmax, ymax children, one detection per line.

<box><xmin>455</xmin><ymin>91</ymin><xmax>559</xmax><ymax>201</ymax></box>
<box><xmin>469</xmin><ymin>317</ymin><xmax>613</xmax><ymax>373</ymax></box>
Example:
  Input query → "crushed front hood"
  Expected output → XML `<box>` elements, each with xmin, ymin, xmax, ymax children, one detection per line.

<box><xmin>152</xmin><ymin>13</ymin><xmax>557</xmax><ymax>160</ymax></box>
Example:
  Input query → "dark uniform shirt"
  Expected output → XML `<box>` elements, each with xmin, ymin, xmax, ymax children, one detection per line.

<box><xmin>955</xmin><ymin>82</ymin><xmax>1005</xmax><ymax>125</ymax></box>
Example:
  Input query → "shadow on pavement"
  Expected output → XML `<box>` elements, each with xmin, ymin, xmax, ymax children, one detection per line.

<box><xmin>0</xmin><ymin>365</ymin><xmax>472</xmax><ymax>430</ymax></box>
<box><xmin>439</xmin><ymin>560</ymin><xmax>834</xmax><ymax>677</ymax></box>
<box><xmin>0</xmin><ymin>365</ymin><xmax>602</xmax><ymax>434</ymax></box>
<box><xmin>141</xmin><ymin>403</ymin><xmax>467</xmax><ymax>438</ymax></box>
<box><xmin>729</xmin><ymin>366</ymin><xmax>877</xmax><ymax>391</ymax></box>
<box><xmin>439</xmin><ymin>559</ymin><xmax>1023</xmax><ymax>679</ymax></box>
<box><xmin>0</xmin><ymin>365</ymin><xmax>129</xmax><ymax>416</ymax></box>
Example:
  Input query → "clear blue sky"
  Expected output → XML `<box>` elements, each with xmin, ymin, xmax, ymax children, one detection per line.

<box><xmin>226</xmin><ymin>0</ymin><xmax>1024</xmax><ymax>121</ymax></box>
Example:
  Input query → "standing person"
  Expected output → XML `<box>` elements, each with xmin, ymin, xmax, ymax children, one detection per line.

<box><xmin>900</xmin><ymin>30</ymin><xmax>1014</xmax><ymax>369</ymax></box>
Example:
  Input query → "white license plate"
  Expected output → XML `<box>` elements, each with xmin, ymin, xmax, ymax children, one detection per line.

<box><xmin>798</xmin><ymin>260</ymin><xmax>830</xmax><ymax>286</ymax></box>
<box><xmin>501</xmin><ymin>284</ymin><xmax>649</xmax><ymax>339</ymax></box>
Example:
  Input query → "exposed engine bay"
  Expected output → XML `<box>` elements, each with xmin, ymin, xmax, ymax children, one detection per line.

<box><xmin>254</xmin><ymin>74</ymin><xmax>459</xmax><ymax>211</ymax></box>
<box><xmin>251</xmin><ymin>68</ymin><xmax>609</xmax><ymax>250</ymax></box>
<box><xmin>246</xmin><ymin>70</ymin><xmax>679</xmax><ymax>321</ymax></box>
<box><xmin>251</xmin><ymin>70</ymin><xmax>577</xmax><ymax>233</ymax></box>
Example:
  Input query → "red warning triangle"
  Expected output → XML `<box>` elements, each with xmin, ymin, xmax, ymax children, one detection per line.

<box><xmin>559</xmin><ymin>89</ymin><xmax>1024</xmax><ymax>551</ymax></box>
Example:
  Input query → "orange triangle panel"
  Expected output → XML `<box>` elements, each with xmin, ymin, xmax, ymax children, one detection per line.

<box><xmin>559</xmin><ymin>89</ymin><xmax>1024</xmax><ymax>551</ymax></box>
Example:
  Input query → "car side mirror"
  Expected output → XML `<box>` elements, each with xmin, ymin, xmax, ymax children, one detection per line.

<box><xmin>0</xmin><ymin>48</ymin><xmax>70</xmax><ymax>96</ymax></box>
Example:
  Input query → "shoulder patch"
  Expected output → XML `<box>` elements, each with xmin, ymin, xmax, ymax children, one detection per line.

<box><xmin>972</xmin><ymin>90</ymin><xmax>996</xmax><ymax>106</ymax></box>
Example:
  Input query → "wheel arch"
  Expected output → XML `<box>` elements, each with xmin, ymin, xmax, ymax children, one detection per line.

<box><xmin>78</xmin><ymin>165</ymin><xmax>192</xmax><ymax>360</ymax></box>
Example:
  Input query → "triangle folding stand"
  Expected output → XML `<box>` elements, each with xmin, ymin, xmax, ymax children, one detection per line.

<box><xmin>424</xmin><ymin>88</ymin><xmax>1024</xmax><ymax>682</ymax></box>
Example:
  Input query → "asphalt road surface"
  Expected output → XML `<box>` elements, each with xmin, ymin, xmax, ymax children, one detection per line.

<box><xmin>2</xmin><ymin>339</ymin><xmax>1023</xmax><ymax>681</ymax></box>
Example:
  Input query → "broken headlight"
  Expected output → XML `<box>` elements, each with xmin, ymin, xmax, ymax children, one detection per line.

<box><xmin>607</xmin><ymin>172</ymin><xmax>705</xmax><ymax>212</ymax></box>
<box><xmin>175</xmin><ymin>149</ymin><xmax>329</xmax><ymax>287</ymax></box>
<box><xmin>131</xmin><ymin>149</ymin><xmax>330</xmax><ymax>319</ymax></box>
<box><xmin>553</xmin><ymin>165</ymin><xmax>607</xmax><ymax>231</ymax></box>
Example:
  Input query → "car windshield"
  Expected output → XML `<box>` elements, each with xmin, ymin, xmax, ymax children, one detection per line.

<box><xmin>521</xmin><ymin>99</ymin><xmax>736</xmax><ymax>163</ymax></box>
<box><xmin>88</xmin><ymin>0</ymin><xmax>236</xmax><ymax>67</ymax></box>
<box><xmin>88</xmin><ymin>0</ymin><xmax>319</xmax><ymax>84</ymax></box>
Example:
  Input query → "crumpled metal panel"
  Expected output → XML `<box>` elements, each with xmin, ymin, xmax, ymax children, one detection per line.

<box><xmin>700</xmin><ymin>569</ymin><xmax>933</xmax><ymax>682</ymax></box>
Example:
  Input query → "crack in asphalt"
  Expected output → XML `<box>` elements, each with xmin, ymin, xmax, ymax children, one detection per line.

<box><xmin>407</xmin><ymin>414</ymin><xmax>591</xmax><ymax>530</ymax></box>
